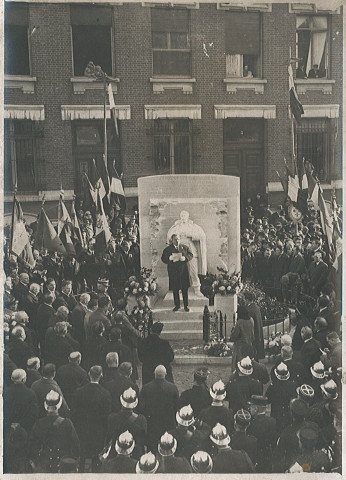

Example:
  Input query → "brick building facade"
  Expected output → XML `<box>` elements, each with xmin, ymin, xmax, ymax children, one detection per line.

<box><xmin>4</xmin><ymin>1</ymin><xmax>343</xmax><ymax>219</ymax></box>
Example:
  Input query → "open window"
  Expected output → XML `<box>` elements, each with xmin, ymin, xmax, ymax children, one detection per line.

<box><xmin>225</xmin><ymin>12</ymin><xmax>261</xmax><ymax>78</ymax></box>
<box><xmin>71</xmin><ymin>5</ymin><xmax>113</xmax><ymax>77</ymax></box>
<box><xmin>296</xmin><ymin>16</ymin><xmax>328</xmax><ymax>79</ymax></box>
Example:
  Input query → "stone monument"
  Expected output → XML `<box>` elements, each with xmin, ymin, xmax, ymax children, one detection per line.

<box><xmin>138</xmin><ymin>174</ymin><xmax>240</xmax><ymax>302</ymax></box>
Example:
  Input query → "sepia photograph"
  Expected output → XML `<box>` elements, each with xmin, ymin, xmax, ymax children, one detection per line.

<box><xmin>2</xmin><ymin>0</ymin><xmax>343</xmax><ymax>476</ymax></box>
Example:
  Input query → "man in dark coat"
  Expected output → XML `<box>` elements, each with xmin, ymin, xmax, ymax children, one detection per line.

<box><xmin>22</xmin><ymin>283</ymin><xmax>40</xmax><ymax>330</ymax></box>
<box><xmin>308</xmin><ymin>251</ymin><xmax>328</xmax><ymax>295</ymax></box>
<box><xmin>44</xmin><ymin>322</ymin><xmax>80</xmax><ymax>369</ymax></box>
<box><xmin>36</xmin><ymin>292</ymin><xmax>55</xmax><ymax>354</ymax></box>
<box><xmin>96</xmin><ymin>327</ymin><xmax>133</xmax><ymax>369</ymax></box>
<box><xmin>100</xmin><ymin>431</ymin><xmax>137</xmax><ymax>473</ymax></box>
<box><xmin>3</xmin><ymin>369</ymin><xmax>38</xmax><ymax>434</ymax></box>
<box><xmin>225</xmin><ymin>357</ymin><xmax>262</xmax><ymax>413</ymax></box>
<box><xmin>179</xmin><ymin>367</ymin><xmax>212</xmax><ymax>417</ymax></box>
<box><xmin>273</xmin><ymin>346</ymin><xmax>307</xmax><ymax>386</ymax></box>
<box><xmin>199</xmin><ymin>380</ymin><xmax>234</xmax><ymax>433</ymax></box>
<box><xmin>26</xmin><ymin>357</ymin><xmax>42</xmax><ymax>388</ymax></box>
<box><xmin>7</xmin><ymin>326</ymin><xmax>34</xmax><ymax>370</ymax></box>
<box><xmin>69</xmin><ymin>293</ymin><xmax>90</xmax><ymax>349</ymax></box>
<box><xmin>138</xmin><ymin>365</ymin><xmax>179</xmax><ymax>452</ymax></box>
<box><xmin>53</xmin><ymin>279</ymin><xmax>77</xmax><ymax>312</ymax></box>
<box><xmin>31</xmin><ymin>363</ymin><xmax>70</xmax><ymax>418</ymax></box>
<box><xmin>161</xmin><ymin>233</ymin><xmax>193</xmax><ymax>312</ymax></box>
<box><xmin>230</xmin><ymin>409</ymin><xmax>257</xmax><ymax>465</ymax></box>
<box><xmin>157</xmin><ymin>432</ymin><xmax>192</xmax><ymax>473</ymax></box>
<box><xmin>103</xmin><ymin>362</ymin><xmax>139</xmax><ymax>412</ymax></box>
<box><xmin>300</xmin><ymin>326</ymin><xmax>321</xmax><ymax>375</ymax></box>
<box><xmin>244</xmin><ymin>291</ymin><xmax>264</xmax><ymax>359</ymax></box>
<box><xmin>72</xmin><ymin>365</ymin><xmax>112</xmax><ymax>472</ymax></box>
<box><xmin>12</xmin><ymin>272</ymin><xmax>30</xmax><ymax>310</ymax></box>
<box><xmin>247</xmin><ymin>395</ymin><xmax>278</xmax><ymax>473</ymax></box>
<box><xmin>56</xmin><ymin>351</ymin><xmax>89</xmax><ymax>406</ymax></box>
<box><xmin>138</xmin><ymin>322</ymin><xmax>174</xmax><ymax>384</ymax></box>
<box><xmin>313</xmin><ymin>317</ymin><xmax>330</xmax><ymax>350</ymax></box>
<box><xmin>87</xmin><ymin>295</ymin><xmax>112</xmax><ymax>336</ymax></box>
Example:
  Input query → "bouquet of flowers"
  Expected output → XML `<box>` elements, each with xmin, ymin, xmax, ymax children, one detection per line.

<box><xmin>123</xmin><ymin>268</ymin><xmax>157</xmax><ymax>298</ymax></box>
<box><xmin>265</xmin><ymin>332</ymin><xmax>283</xmax><ymax>357</ymax></box>
<box><xmin>129</xmin><ymin>304</ymin><xmax>152</xmax><ymax>337</ymax></box>
<box><xmin>204</xmin><ymin>338</ymin><xmax>232</xmax><ymax>357</ymax></box>
<box><xmin>212</xmin><ymin>268</ymin><xmax>243</xmax><ymax>296</ymax></box>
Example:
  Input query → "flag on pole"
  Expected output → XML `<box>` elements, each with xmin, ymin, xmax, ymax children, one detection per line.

<box><xmin>84</xmin><ymin>172</ymin><xmax>98</xmax><ymax>205</ymax></box>
<box><xmin>109</xmin><ymin>160</ymin><xmax>126</xmax><ymax>212</ymax></box>
<box><xmin>58</xmin><ymin>192</ymin><xmax>76</xmax><ymax>256</ymax></box>
<box><xmin>296</xmin><ymin>157</ymin><xmax>308</xmax><ymax>213</ymax></box>
<box><xmin>90</xmin><ymin>159</ymin><xmax>107</xmax><ymax>200</ymax></box>
<box><xmin>107</xmin><ymin>82</ymin><xmax>119</xmax><ymax>136</ymax></box>
<box><xmin>71</xmin><ymin>197</ymin><xmax>85</xmax><ymax>251</ymax></box>
<box><xmin>284</xmin><ymin>158</ymin><xmax>300</xmax><ymax>203</ymax></box>
<box><xmin>34</xmin><ymin>208</ymin><xmax>67</xmax><ymax>254</ymax></box>
<box><xmin>288</xmin><ymin>64</ymin><xmax>304</xmax><ymax>122</ymax></box>
<box><xmin>95</xmin><ymin>188</ymin><xmax>112</xmax><ymax>256</ymax></box>
<box><xmin>11</xmin><ymin>197</ymin><xmax>35</xmax><ymax>267</ymax></box>
<box><xmin>318</xmin><ymin>187</ymin><xmax>333</xmax><ymax>263</ymax></box>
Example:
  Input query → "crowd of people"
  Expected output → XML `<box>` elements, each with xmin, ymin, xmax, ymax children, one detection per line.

<box><xmin>2</xmin><ymin>196</ymin><xmax>342</xmax><ymax>474</ymax></box>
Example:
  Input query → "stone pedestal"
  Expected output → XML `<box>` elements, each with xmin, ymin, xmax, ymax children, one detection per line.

<box><xmin>213</xmin><ymin>294</ymin><xmax>237</xmax><ymax>320</ymax></box>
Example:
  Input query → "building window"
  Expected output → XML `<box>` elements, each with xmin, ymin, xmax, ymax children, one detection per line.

<box><xmin>296</xmin><ymin>16</ymin><xmax>328</xmax><ymax>79</ymax></box>
<box><xmin>72</xmin><ymin>120</ymin><xmax>121</xmax><ymax>194</ymax></box>
<box><xmin>71</xmin><ymin>5</ymin><xmax>113</xmax><ymax>77</ymax></box>
<box><xmin>4</xmin><ymin>120</ymin><xmax>42</xmax><ymax>193</ymax></box>
<box><xmin>225</xmin><ymin>12</ymin><xmax>261</xmax><ymax>78</ymax></box>
<box><xmin>4</xmin><ymin>3</ymin><xmax>30</xmax><ymax>76</ymax></box>
<box><xmin>151</xmin><ymin>8</ymin><xmax>191</xmax><ymax>76</ymax></box>
<box><xmin>153</xmin><ymin>119</ymin><xmax>192</xmax><ymax>174</ymax></box>
<box><xmin>296</xmin><ymin>119</ymin><xmax>330</xmax><ymax>181</ymax></box>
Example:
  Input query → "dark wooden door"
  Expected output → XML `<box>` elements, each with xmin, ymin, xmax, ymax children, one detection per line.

<box><xmin>224</xmin><ymin>147</ymin><xmax>264</xmax><ymax>203</ymax></box>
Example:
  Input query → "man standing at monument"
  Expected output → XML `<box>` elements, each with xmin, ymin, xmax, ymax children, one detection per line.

<box><xmin>161</xmin><ymin>234</ymin><xmax>193</xmax><ymax>312</ymax></box>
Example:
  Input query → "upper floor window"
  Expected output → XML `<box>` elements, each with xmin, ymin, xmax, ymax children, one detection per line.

<box><xmin>71</xmin><ymin>5</ymin><xmax>113</xmax><ymax>77</ymax></box>
<box><xmin>153</xmin><ymin>119</ymin><xmax>192</xmax><ymax>174</ymax></box>
<box><xmin>151</xmin><ymin>8</ymin><xmax>191</xmax><ymax>76</ymax></box>
<box><xmin>225</xmin><ymin>12</ymin><xmax>261</xmax><ymax>78</ymax></box>
<box><xmin>4</xmin><ymin>3</ymin><xmax>30</xmax><ymax>76</ymax></box>
<box><xmin>296</xmin><ymin>16</ymin><xmax>328</xmax><ymax>79</ymax></box>
<box><xmin>4</xmin><ymin>120</ymin><xmax>43</xmax><ymax>193</ymax></box>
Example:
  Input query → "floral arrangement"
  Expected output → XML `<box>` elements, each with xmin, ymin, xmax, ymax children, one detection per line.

<box><xmin>200</xmin><ymin>268</ymin><xmax>242</xmax><ymax>297</ymax></box>
<box><xmin>204</xmin><ymin>338</ymin><xmax>232</xmax><ymax>357</ymax></box>
<box><xmin>264</xmin><ymin>332</ymin><xmax>287</xmax><ymax>359</ymax></box>
<box><xmin>129</xmin><ymin>304</ymin><xmax>152</xmax><ymax>337</ymax></box>
<box><xmin>238</xmin><ymin>281</ymin><xmax>289</xmax><ymax>324</ymax></box>
<box><xmin>123</xmin><ymin>268</ymin><xmax>157</xmax><ymax>298</ymax></box>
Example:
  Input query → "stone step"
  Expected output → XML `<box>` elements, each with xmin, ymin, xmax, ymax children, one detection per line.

<box><xmin>161</xmin><ymin>330</ymin><xmax>203</xmax><ymax>341</ymax></box>
<box><xmin>161</xmin><ymin>289</ymin><xmax>208</xmax><ymax>308</ymax></box>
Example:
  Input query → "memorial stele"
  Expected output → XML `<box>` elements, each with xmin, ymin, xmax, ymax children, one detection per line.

<box><xmin>138</xmin><ymin>175</ymin><xmax>240</xmax><ymax>297</ymax></box>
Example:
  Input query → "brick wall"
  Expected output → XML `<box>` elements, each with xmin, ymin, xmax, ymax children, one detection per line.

<box><xmin>4</xmin><ymin>2</ymin><xmax>343</xmax><ymax>203</ymax></box>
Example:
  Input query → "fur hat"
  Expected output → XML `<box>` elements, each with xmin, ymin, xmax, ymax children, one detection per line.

<box><xmin>274</xmin><ymin>362</ymin><xmax>290</xmax><ymax>381</ymax></box>
<box><xmin>190</xmin><ymin>451</ymin><xmax>213</xmax><ymax>473</ymax></box>
<box><xmin>120</xmin><ymin>387</ymin><xmax>138</xmax><ymax>409</ymax></box>
<box><xmin>310</xmin><ymin>361</ymin><xmax>325</xmax><ymax>379</ymax></box>
<box><xmin>321</xmin><ymin>379</ymin><xmax>338</xmax><ymax>400</ymax></box>
<box><xmin>210</xmin><ymin>423</ymin><xmax>230</xmax><ymax>447</ymax></box>
<box><xmin>176</xmin><ymin>405</ymin><xmax>195</xmax><ymax>427</ymax></box>
<box><xmin>237</xmin><ymin>356</ymin><xmax>253</xmax><ymax>375</ymax></box>
<box><xmin>115</xmin><ymin>431</ymin><xmax>135</xmax><ymax>455</ymax></box>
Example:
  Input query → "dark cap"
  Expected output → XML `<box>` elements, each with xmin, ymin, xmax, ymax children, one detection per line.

<box><xmin>194</xmin><ymin>366</ymin><xmax>210</xmax><ymax>381</ymax></box>
<box><xmin>290</xmin><ymin>398</ymin><xmax>309</xmax><ymax>417</ymax></box>
<box><xmin>250</xmin><ymin>395</ymin><xmax>269</xmax><ymax>406</ymax></box>
<box><xmin>151</xmin><ymin>321</ymin><xmax>163</xmax><ymax>334</ymax></box>
<box><xmin>234</xmin><ymin>409</ymin><xmax>251</xmax><ymax>426</ymax></box>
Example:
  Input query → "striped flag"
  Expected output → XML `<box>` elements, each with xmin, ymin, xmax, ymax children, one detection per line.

<box><xmin>90</xmin><ymin>159</ymin><xmax>107</xmax><ymax>200</ymax></box>
<box><xmin>34</xmin><ymin>208</ymin><xmax>67</xmax><ymax>254</ymax></box>
<box><xmin>109</xmin><ymin>160</ymin><xmax>126</xmax><ymax>212</ymax></box>
<box><xmin>318</xmin><ymin>187</ymin><xmax>333</xmax><ymax>263</ymax></box>
<box><xmin>107</xmin><ymin>83</ymin><xmax>119</xmax><ymax>136</ymax></box>
<box><xmin>11</xmin><ymin>197</ymin><xmax>35</xmax><ymax>267</ymax></box>
<box><xmin>284</xmin><ymin>158</ymin><xmax>300</xmax><ymax>203</ymax></box>
<box><xmin>58</xmin><ymin>192</ymin><xmax>76</xmax><ymax>256</ymax></box>
<box><xmin>71</xmin><ymin>198</ymin><xmax>85</xmax><ymax>251</ymax></box>
<box><xmin>288</xmin><ymin>64</ymin><xmax>304</xmax><ymax>122</ymax></box>
<box><xmin>95</xmin><ymin>188</ymin><xmax>112</xmax><ymax>256</ymax></box>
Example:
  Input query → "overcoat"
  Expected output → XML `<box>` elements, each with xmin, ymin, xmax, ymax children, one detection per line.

<box><xmin>137</xmin><ymin>333</ymin><xmax>175</xmax><ymax>384</ymax></box>
<box><xmin>161</xmin><ymin>243</ymin><xmax>193</xmax><ymax>291</ymax></box>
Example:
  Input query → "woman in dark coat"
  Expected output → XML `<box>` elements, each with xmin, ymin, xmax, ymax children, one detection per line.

<box><xmin>230</xmin><ymin>306</ymin><xmax>255</xmax><ymax>371</ymax></box>
<box><xmin>244</xmin><ymin>291</ymin><xmax>265</xmax><ymax>360</ymax></box>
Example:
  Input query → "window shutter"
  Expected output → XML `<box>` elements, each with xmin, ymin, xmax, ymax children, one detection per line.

<box><xmin>225</xmin><ymin>12</ymin><xmax>260</xmax><ymax>55</ymax></box>
<box><xmin>70</xmin><ymin>6</ymin><xmax>112</xmax><ymax>26</ymax></box>
<box><xmin>151</xmin><ymin>8</ymin><xmax>189</xmax><ymax>33</ymax></box>
<box><xmin>5</xmin><ymin>3</ymin><xmax>29</xmax><ymax>26</ymax></box>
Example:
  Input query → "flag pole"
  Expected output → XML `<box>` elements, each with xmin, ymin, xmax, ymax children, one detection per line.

<box><xmin>103</xmin><ymin>74</ymin><xmax>108</xmax><ymax>169</ymax></box>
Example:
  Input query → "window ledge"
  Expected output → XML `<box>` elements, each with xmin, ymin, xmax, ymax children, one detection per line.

<box><xmin>70</xmin><ymin>77</ymin><xmax>120</xmax><ymax>95</ymax></box>
<box><xmin>150</xmin><ymin>78</ymin><xmax>196</xmax><ymax>95</ymax></box>
<box><xmin>5</xmin><ymin>75</ymin><xmax>37</xmax><ymax>94</ymax></box>
<box><xmin>223</xmin><ymin>78</ymin><xmax>267</xmax><ymax>94</ymax></box>
<box><xmin>295</xmin><ymin>79</ymin><xmax>335</xmax><ymax>95</ymax></box>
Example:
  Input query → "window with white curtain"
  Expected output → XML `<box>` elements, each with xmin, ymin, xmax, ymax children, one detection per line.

<box><xmin>296</xmin><ymin>16</ymin><xmax>328</xmax><ymax>79</ymax></box>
